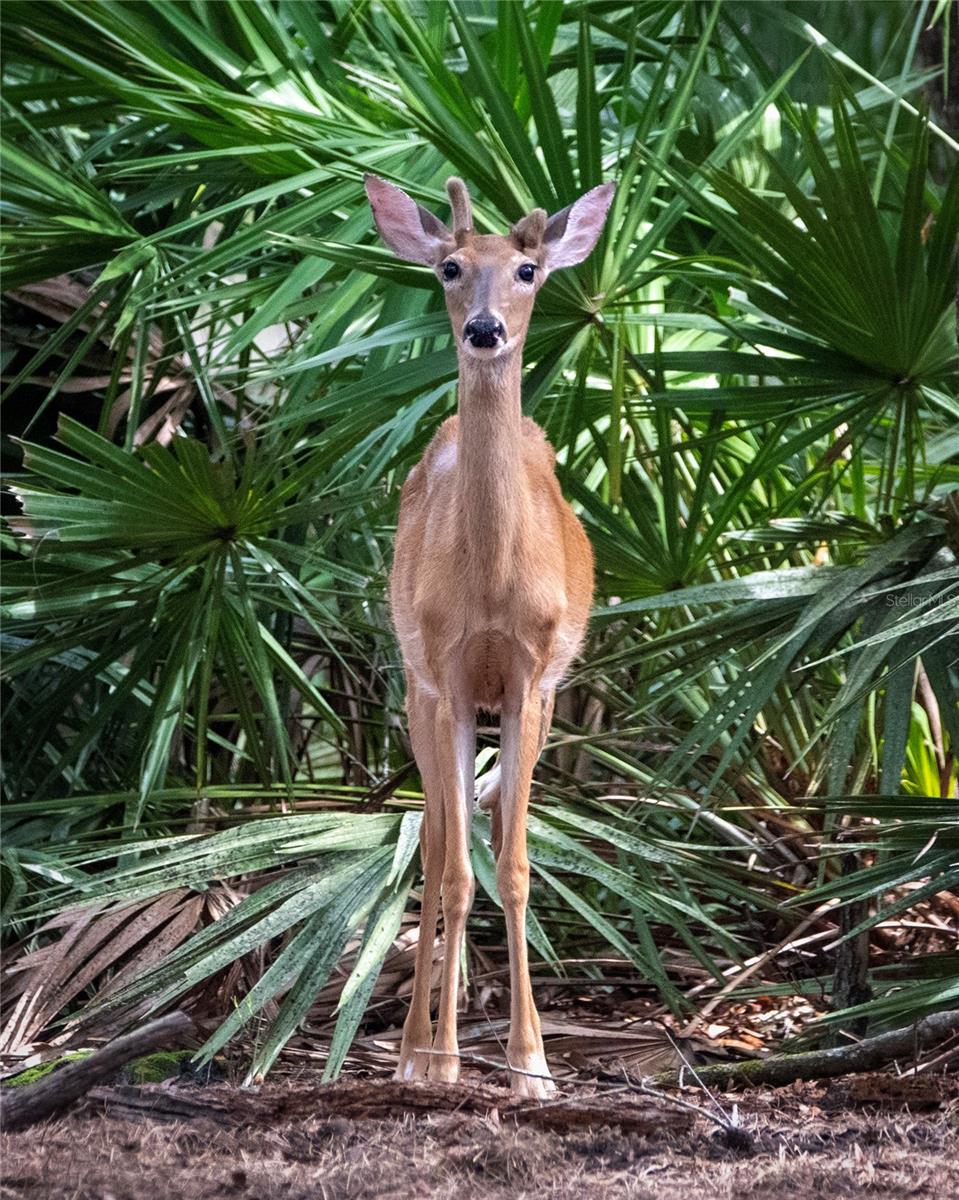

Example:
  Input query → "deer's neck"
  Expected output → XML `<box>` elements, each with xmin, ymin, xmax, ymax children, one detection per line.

<box><xmin>456</xmin><ymin>350</ymin><xmax>529</xmax><ymax>588</ymax></box>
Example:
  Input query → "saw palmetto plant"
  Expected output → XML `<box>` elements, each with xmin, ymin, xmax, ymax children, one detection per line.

<box><xmin>1</xmin><ymin>0</ymin><xmax>957</xmax><ymax>1077</ymax></box>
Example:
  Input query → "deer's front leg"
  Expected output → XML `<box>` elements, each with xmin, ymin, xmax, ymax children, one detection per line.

<box><xmin>497</xmin><ymin>685</ymin><xmax>555</xmax><ymax>1099</ymax></box>
<box><xmin>395</xmin><ymin>800</ymin><xmax>444</xmax><ymax>1078</ymax></box>
<box><xmin>427</xmin><ymin>695</ymin><xmax>475</xmax><ymax>1084</ymax></box>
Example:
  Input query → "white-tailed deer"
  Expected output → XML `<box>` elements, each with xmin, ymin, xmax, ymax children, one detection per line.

<box><xmin>365</xmin><ymin>173</ymin><xmax>614</xmax><ymax>1098</ymax></box>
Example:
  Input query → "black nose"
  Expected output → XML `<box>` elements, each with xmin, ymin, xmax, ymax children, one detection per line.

<box><xmin>464</xmin><ymin>316</ymin><xmax>504</xmax><ymax>348</ymax></box>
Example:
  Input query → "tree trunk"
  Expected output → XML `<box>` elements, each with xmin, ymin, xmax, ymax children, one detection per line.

<box><xmin>653</xmin><ymin>1010</ymin><xmax>959</xmax><ymax>1090</ymax></box>
<box><xmin>830</xmin><ymin>851</ymin><xmax>872</xmax><ymax>1041</ymax></box>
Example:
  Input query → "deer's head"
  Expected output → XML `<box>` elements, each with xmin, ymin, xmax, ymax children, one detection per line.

<box><xmin>365</xmin><ymin>175</ymin><xmax>614</xmax><ymax>361</ymax></box>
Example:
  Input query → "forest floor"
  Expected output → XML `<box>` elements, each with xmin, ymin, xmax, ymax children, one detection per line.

<box><xmin>2</xmin><ymin>1072</ymin><xmax>957</xmax><ymax>1200</ymax></box>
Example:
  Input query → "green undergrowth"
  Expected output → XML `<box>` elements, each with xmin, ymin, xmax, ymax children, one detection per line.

<box><xmin>4</xmin><ymin>1049</ymin><xmax>197</xmax><ymax>1087</ymax></box>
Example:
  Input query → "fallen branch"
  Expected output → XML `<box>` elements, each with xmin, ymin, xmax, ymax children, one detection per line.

<box><xmin>0</xmin><ymin>1011</ymin><xmax>194</xmax><ymax>1132</ymax></box>
<box><xmin>446</xmin><ymin>1049</ymin><xmax>746</xmax><ymax>1146</ymax></box>
<box><xmin>87</xmin><ymin>1077</ymin><xmax>692</xmax><ymax>1136</ymax></box>
<box><xmin>653</xmin><ymin>1010</ymin><xmax>959</xmax><ymax>1091</ymax></box>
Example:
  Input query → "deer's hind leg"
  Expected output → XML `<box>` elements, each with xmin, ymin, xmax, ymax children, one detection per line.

<box><xmin>480</xmin><ymin>690</ymin><xmax>554</xmax><ymax>859</ymax></box>
<box><xmin>395</xmin><ymin>679</ymin><xmax>445</xmax><ymax>1081</ymax></box>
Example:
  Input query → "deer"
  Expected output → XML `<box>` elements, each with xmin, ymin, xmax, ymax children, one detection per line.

<box><xmin>364</xmin><ymin>173</ymin><xmax>614</xmax><ymax>1099</ymax></box>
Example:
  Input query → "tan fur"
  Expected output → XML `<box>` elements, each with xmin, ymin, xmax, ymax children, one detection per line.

<box><xmin>368</xmin><ymin>175</ymin><xmax>603</xmax><ymax>1100</ymax></box>
<box><xmin>391</xmin><ymin>405</ymin><xmax>592</xmax><ymax>708</ymax></box>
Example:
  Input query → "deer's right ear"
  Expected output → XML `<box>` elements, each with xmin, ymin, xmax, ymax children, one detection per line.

<box><xmin>364</xmin><ymin>175</ymin><xmax>451</xmax><ymax>265</ymax></box>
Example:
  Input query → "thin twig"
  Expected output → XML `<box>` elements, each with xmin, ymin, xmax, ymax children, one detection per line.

<box><xmin>662</xmin><ymin>1026</ymin><xmax>731</xmax><ymax>1125</ymax></box>
<box><xmin>632</xmin><ymin>1075</ymin><xmax>744</xmax><ymax>1140</ymax></box>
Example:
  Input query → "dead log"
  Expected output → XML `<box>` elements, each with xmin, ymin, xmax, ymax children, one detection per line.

<box><xmin>87</xmin><ymin>1078</ymin><xmax>692</xmax><ymax>1135</ymax></box>
<box><xmin>0</xmin><ymin>1011</ymin><xmax>194</xmax><ymax>1132</ymax></box>
<box><xmin>655</xmin><ymin>1010</ymin><xmax>959</xmax><ymax>1091</ymax></box>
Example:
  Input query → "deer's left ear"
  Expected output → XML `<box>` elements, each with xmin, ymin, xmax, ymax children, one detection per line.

<box><xmin>542</xmin><ymin>181</ymin><xmax>616</xmax><ymax>270</ymax></box>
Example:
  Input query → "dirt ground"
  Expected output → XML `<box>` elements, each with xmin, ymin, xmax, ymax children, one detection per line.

<box><xmin>2</xmin><ymin>1074</ymin><xmax>958</xmax><ymax>1200</ymax></box>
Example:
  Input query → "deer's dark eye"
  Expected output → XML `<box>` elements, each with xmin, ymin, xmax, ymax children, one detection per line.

<box><xmin>517</xmin><ymin>263</ymin><xmax>536</xmax><ymax>283</ymax></box>
<box><xmin>442</xmin><ymin>261</ymin><xmax>460</xmax><ymax>281</ymax></box>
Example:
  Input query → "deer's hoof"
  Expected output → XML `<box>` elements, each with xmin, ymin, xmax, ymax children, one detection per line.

<box><xmin>426</xmin><ymin>1050</ymin><xmax>460</xmax><ymax>1084</ymax></box>
<box><xmin>394</xmin><ymin>1053</ymin><xmax>430</xmax><ymax>1082</ymax></box>
<box><xmin>508</xmin><ymin>1051</ymin><xmax>556</xmax><ymax>1100</ymax></box>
